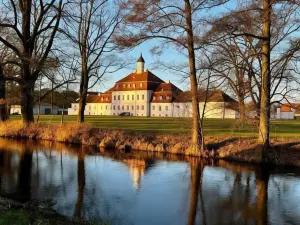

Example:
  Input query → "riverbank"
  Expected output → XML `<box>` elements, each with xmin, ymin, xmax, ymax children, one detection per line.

<box><xmin>0</xmin><ymin>121</ymin><xmax>300</xmax><ymax>167</ymax></box>
<box><xmin>0</xmin><ymin>196</ymin><xmax>104</xmax><ymax>225</ymax></box>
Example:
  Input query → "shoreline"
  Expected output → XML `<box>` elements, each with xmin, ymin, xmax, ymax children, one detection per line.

<box><xmin>0</xmin><ymin>121</ymin><xmax>300</xmax><ymax>167</ymax></box>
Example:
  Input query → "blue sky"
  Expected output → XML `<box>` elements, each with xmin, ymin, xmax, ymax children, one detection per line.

<box><xmin>89</xmin><ymin>0</ymin><xmax>238</xmax><ymax>93</ymax></box>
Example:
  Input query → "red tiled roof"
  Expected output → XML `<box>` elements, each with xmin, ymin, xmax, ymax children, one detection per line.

<box><xmin>115</xmin><ymin>71</ymin><xmax>164</xmax><ymax>84</ymax></box>
<box><xmin>86</xmin><ymin>92</ymin><xmax>112</xmax><ymax>103</ymax></box>
<box><xmin>174</xmin><ymin>89</ymin><xmax>237</xmax><ymax>103</ymax></box>
<box><xmin>281</xmin><ymin>103</ymin><xmax>300</xmax><ymax>112</ymax></box>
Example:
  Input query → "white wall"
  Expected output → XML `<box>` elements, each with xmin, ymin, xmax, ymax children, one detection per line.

<box><xmin>150</xmin><ymin>102</ymin><xmax>238</xmax><ymax>119</ymax></box>
<box><xmin>10</xmin><ymin>105</ymin><xmax>21</xmax><ymax>115</ymax></box>
<box><xmin>276</xmin><ymin>108</ymin><xmax>295</xmax><ymax>119</ymax></box>
<box><xmin>11</xmin><ymin>105</ymin><xmax>59</xmax><ymax>115</ymax></box>
<box><xmin>111</xmin><ymin>90</ymin><xmax>152</xmax><ymax>116</ymax></box>
<box><xmin>68</xmin><ymin>103</ymin><xmax>112</xmax><ymax>116</ymax></box>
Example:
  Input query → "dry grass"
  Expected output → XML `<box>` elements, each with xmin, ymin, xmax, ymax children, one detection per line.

<box><xmin>1</xmin><ymin>121</ymin><xmax>300</xmax><ymax>166</ymax></box>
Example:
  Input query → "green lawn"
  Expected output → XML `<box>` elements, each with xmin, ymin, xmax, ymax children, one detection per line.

<box><xmin>8</xmin><ymin>115</ymin><xmax>300</xmax><ymax>138</ymax></box>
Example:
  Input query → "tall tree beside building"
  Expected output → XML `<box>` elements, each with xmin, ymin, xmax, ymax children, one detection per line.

<box><xmin>207</xmin><ymin>0</ymin><xmax>299</xmax><ymax>158</ymax></box>
<box><xmin>0</xmin><ymin>0</ymin><xmax>63</xmax><ymax>124</ymax></box>
<box><xmin>0</xmin><ymin>64</ymin><xmax>6</xmax><ymax>121</ymax></box>
<box><xmin>116</xmin><ymin>0</ymin><xmax>227</xmax><ymax>154</ymax></box>
<box><xmin>63</xmin><ymin>0</ymin><xmax>123</xmax><ymax>123</ymax></box>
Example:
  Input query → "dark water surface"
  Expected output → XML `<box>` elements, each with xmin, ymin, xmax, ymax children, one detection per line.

<box><xmin>0</xmin><ymin>139</ymin><xmax>300</xmax><ymax>225</ymax></box>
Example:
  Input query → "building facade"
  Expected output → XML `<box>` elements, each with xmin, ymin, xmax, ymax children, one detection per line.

<box><xmin>68</xmin><ymin>56</ymin><xmax>238</xmax><ymax>119</ymax></box>
<box><xmin>10</xmin><ymin>103</ymin><xmax>61</xmax><ymax>115</ymax></box>
<box><xmin>276</xmin><ymin>103</ymin><xmax>300</xmax><ymax>119</ymax></box>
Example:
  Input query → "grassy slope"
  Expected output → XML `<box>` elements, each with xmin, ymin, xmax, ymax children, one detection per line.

<box><xmin>9</xmin><ymin>115</ymin><xmax>300</xmax><ymax>138</ymax></box>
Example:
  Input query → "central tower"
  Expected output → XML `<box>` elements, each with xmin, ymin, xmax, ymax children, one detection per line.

<box><xmin>136</xmin><ymin>54</ymin><xmax>145</xmax><ymax>74</ymax></box>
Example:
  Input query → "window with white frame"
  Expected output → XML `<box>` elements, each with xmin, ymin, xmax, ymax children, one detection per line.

<box><xmin>165</xmin><ymin>106</ymin><xmax>168</xmax><ymax>110</ymax></box>
<box><xmin>140</xmin><ymin>83</ymin><xmax>143</xmax><ymax>87</ymax></box>
<box><xmin>132</xmin><ymin>105</ymin><xmax>134</xmax><ymax>110</ymax></box>
<box><xmin>118</xmin><ymin>95</ymin><xmax>120</xmax><ymax>100</ymax></box>
<box><xmin>127</xmin><ymin>95</ymin><xmax>129</xmax><ymax>100</ymax></box>
<box><xmin>159</xmin><ymin>106</ymin><xmax>161</xmax><ymax>111</ymax></box>
<box><xmin>160</xmin><ymin>96</ymin><xmax>163</xmax><ymax>100</ymax></box>
<box><xmin>132</xmin><ymin>95</ymin><xmax>134</xmax><ymax>100</ymax></box>
<box><xmin>142</xmin><ymin>95</ymin><xmax>144</xmax><ymax>100</ymax></box>
<box><xmin>152</xmin><ymin>105</ymin><xmax>155</xmax><ymax>110</ymax></box>
<box><xmin>137</xmin><ymin>95</ymin><xmax>139</xmax><ymax>100</ymax></box>
<box><xmin>113</xmin><ymin>105</ymin><xmax>115</xmax><ymax>110</ymax></box>
<box><xmin>142</xmin><ymin>105</ymin><xmax>144</xmax><ymax>110</ymax></box>
<box><xmin>122</xmin><ymin>106</ymin><xmax>124</xmax><ymax>110</ymax></box>
<box><xmin>137</xmin><ymin>105</ymin><xmax>139</xmax><ymax>110</ymax></box>
<box><xmin>127</xmin><ymin>105</ymin><xmax>129</xmax><ymax>110</ymax></box>
<box><xmin>118</xmin><ymin>105</ymin><xmax>120</xmax><ymax>110</ymax></box>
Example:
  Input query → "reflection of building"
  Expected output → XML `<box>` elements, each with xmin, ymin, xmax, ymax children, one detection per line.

<box><xmin>68</xmin><ymin>55</ymin><xmax>238</xmax><ymax>118</ymax></box>
<box><xmin>122</xmin><ymin>159</ymin><xmax>154</xmax><ymax>190</ymax></box>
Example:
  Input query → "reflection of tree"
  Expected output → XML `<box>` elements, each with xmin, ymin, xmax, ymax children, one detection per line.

<box><xmin>74</xmin><ymin>150</ymin><xmax>85</xmax><ymax>218</ymax></box>
<box><xmin>188</xmin><ymin>159</ymin><xmax>205</xmax><ymax>225</ymax></box>
<box><xmin>256</xmin><ymin>168</ymin><xmax>269</xmax><ymax>225</ymax></box>
<box><xmin>17</xmin><ymin>149</ymin><xmax>33</xmax><ymax>202</ymax></box>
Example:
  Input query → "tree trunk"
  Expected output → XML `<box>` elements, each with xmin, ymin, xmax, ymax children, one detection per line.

<box><xmin>51</xmin><ymin>80</ymin><xmax>54</xmax><ymax>114</ymax></box>
<box><xmin>185</xmin><ymin>0</ymin><xmax>204</xmax><ymax>154</ymax></box>
<box><xmin>20</xmin><ymin>81</ymin><xmax>35</xmax><ymax>124</ymax></box>
<box><xmin>77</xmin><ymin>61</ymin><xmax>89</xmax><ymax>123</ymax></box>
<box><xmin>0</xmin><ymin>67</ymin><xmax>7</xmax><ymax>122</ymax></box>
<box><xmin>258</xmin><ymin>0</ymin><xmax>271</xmax><ymax>156</ymax></box>
<box><xmin>238</xmin><ymin>98</ymin><xmax>246</xmax><ymax>122</ymax></box>
<box><xmin>61</xmin><ymin>82</ymin><xmax>69</xmax><ymax>124</ymax></box>
<box><xmin>36</xmin><ymin>79</ymin><xmax>42</xmax><ymax>123</ymax></box>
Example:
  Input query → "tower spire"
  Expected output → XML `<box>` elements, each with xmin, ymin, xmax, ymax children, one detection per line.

<box><xmin>136</xmin><ymin>53</ymin><xmax>145</xmax><ymax>73</ymax></box>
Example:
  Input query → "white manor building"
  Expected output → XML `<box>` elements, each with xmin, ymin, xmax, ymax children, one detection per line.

<box><xmin>68</xmin><ymin>55</ymin><xmax>238</xmax><ymax>119</ymax></box>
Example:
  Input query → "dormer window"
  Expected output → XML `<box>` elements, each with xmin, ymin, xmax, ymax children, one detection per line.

<box><xmin>166</xmin><ymin>96</ymin><xmax>170</xmax><ymax>100</ymax></box>
<box><xmin>133</xmin><ymin>84</ymin><xmax>136</xmax><ymax>88</ymax></box>
<box><xmin>128</xmin><ymin>84</ymin><xmax>131</xmax><ymax>88</ymax></box>
<box><xmin>160</xmin><ymin>96</ymin><xmax>163</xmax><ymax>100</ymax></box>
<box><xmin>101</xmin><ymin>97</ymin><xmax>103</xmax><ymax>101</ymax></box>
<box><xmin>140</xmin><ymin>83</ymin><xmax>143</xmax><ymax>88</ymax></box>
<box><xmin>117</xmin><ymin>85</ymin><xmax>119</xmax><ymax>88</ymax></box>
<box><xmin>153</xmin><ymin>96</ymin><xmax>156</xmax><ymax>100</ymax></box>
<box><xmin>123</xmin><ymin>84</ymin><xmax>125</xmax><ymax>88</ymax></box>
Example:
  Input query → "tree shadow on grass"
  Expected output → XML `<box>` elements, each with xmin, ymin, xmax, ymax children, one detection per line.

<box><xmin>206</xmin><ymin>138</ymin><xmax>239</xmax><ymax>151</ymax></box>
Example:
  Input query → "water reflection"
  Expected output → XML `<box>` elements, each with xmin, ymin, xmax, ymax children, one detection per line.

<box><xmin>0</xmin><ymin>139</ymin><xmax>300</xmax><ymax>225</ymax></box>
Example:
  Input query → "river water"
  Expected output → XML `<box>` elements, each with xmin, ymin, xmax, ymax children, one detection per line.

<box><xmin>0</xmin><ymin>139</ymin><xmax>299</xmax><ymax>225</ymax></box>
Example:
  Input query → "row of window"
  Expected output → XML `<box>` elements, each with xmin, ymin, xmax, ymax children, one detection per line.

<box><xmin>152</xmin><ymin>105</ymin><xmax>168</xmax><ymax>111</ymax></box>
<box><xmin>153</xmin><ymin>96</ymin><xmax>171</xmax><ymax>100</ymax></box>
<box><xmin>114</xmin><ymin>94</ymin><xmax>145</xmax><ymax>101</ymax></box>
<box><xmin>113</xmin><ymin>105</ymin><xmax>145</xmax><ymax>111</ymax></box>
<box><xmin>116</xmin><ymin>83</ymin><xmax>144</xmax><ymax>89</ymax></box>
<box><xmin>100</xmin><ymin>97</ymin><xmax>109</xmax><ymax>101</ymax></box>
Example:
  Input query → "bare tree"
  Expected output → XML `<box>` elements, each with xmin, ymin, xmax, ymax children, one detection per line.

<box><xmin>63</xmin><ymin>0</ymin><xmax>123</xmax><ymax>123</ymax></box>
<box><xmin>0</xmin><ymin>0</ymin><xmax>64</xmax><ymax>124</ymax></box>
<box><xmin>116</xmin><ymin>0</ymin><xmax>228</xmax><ymax>154</ymax></box>
<box><xmin>207</xmin><ymin>0</ymin><xmax>299</xmax><ymax>157</ymax></box>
